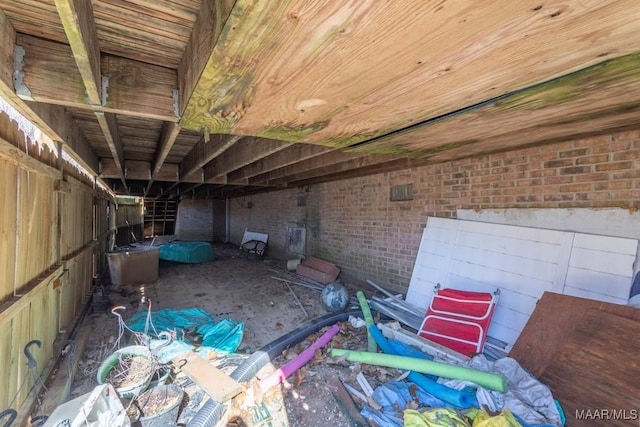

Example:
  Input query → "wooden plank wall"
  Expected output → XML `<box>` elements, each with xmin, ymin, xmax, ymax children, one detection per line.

<box><xmin>115</xmin><ymin>199</ymin><xmax>143</xmax><ymax>227</ymax></box>
<box><xmin>0</xmin><ymin>112</ymin><xmax>111</xmax><ymax>414</ymax></box>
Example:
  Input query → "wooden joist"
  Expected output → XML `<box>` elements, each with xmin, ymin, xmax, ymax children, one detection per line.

<box><xmin>179</xmin><ymin>134</ymin><xmax>242</xmax><ymax>180</ymax></box>
<box><xmin>273</xmin><ymin>153</ymin><xmax>397</xmax><ymax>186</ymax></box>
<box><xmin>249</xmin><ymin>150</ymin><xmax>370</xmax><ymax>185</ymax></box>
<box><xmin>146</xmin><ymin>122</ymin><xmax>182</xmax><ymax>194</ymax></box>
<box><xmin>0</xmin><ymin>12</ymin><xmax>100</xmax><ymax>177</ymax></box>
<box><xmin>54</xmin><ymin>0</ymin><xmax>102</xmax><ymax>105</ymax></box>
<box><xmin>16</xmin><ymin>35</ymin><xmax>178</xmax><ymax>122</ymax></box>
<box><xmin>95</xmin><ymin>112</ymin><xmax>126</xmax><ymax>189</ymax></box>
<box><xmin>227</xmin><ymin>143</ymin><xmax>335</xmax><ymax>183</ymax></box>
<box><xmin>203</xmin><ymin>137</ymin><xmax>294</xmax><ymax>182</ymax></box>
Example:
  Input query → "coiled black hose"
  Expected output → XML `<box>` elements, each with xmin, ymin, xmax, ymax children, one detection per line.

<box><xmin>187</xmin><ymin>309</ymin><xmax>363</xmax><ymax>427</ymax></box>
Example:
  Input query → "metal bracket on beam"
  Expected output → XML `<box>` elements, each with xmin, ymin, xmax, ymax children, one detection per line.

<box><xmin>172</xmin><ymin>89</ymin><xmax>180</xmax><ymax>118</ymax></box>
<box><xmin>13</xmin><ymin>45</ymin><xmax>33</xmax><ymax>100</ymax></box>
<box><xmin>101</xmin><ymin>76</ymin><xmax>109</xmax><ymax>107</ymax></box>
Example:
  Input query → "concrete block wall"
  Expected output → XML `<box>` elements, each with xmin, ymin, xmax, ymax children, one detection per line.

<box><xmin>229</xmin><ymin>130</ymin><xmax>640</xmax><ymax>293</ymax></box>
<box><xmin>176</xmin><ymin>199</ymin><xmax>214</xmax><ymax>241</ymax></box>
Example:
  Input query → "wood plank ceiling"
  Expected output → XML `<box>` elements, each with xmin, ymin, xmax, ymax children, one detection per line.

<box><xmin>1</xmin><ymin>0</ymin><xmax>640</xmax><ymax>199</ymax></box>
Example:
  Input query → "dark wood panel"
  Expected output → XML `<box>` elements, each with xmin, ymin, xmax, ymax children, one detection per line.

<box><xmin>540</xmin><ymin>310</ymin><xmax>640</xmax><ymax>427</ymax></box>
<box><xmin>510</xmin><ymin>292</ymin><xmax>640</xmax><ymax>377</ymax></box>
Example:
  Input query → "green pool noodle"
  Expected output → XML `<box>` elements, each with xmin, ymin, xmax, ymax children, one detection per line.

<box><xmin>356</xmin><ymin>291</ymin><xmax>377</xmax><ymax>352</ymax></box>
<box><xmin>330</xmin><ymin>348</ymin><xmax>507</xmax><ymax>392</ymax></box>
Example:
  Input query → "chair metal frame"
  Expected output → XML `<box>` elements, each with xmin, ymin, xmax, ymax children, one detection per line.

<box><xmin>419</xmin><ymin>285</ymin><xmax>500</xmax><ymax>354</ymax></box>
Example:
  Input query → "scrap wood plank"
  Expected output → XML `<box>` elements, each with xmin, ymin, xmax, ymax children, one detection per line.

<box><xmin>173</xmin><ymin>352</ymin><xmax>242</xmax><ymax>403</ymax></box>
<box><xmin>326</xmin><ymin>376</ymin><xmax>370</xmax><ymax>427</ymax></box>
<box><xmin>509</xmin><ymin>292</ymin><xmax>640</xmax><ymax>377</ymax></box>
<box><xmin>539</xmin><ymin>309</ymin><xmax>640</xmax><ymax>427</ymax></box>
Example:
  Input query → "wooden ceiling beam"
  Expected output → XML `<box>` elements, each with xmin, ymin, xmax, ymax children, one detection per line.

<box><xmin>271</xmin><ymin>153</ymin><xmax>397</xmax><ymax>186</ymax></box>
<box><xmin>352</xmin><ymin>53</ymin><xmax>640</xmax><ymax>161</ymax></box>
<box><xmin>145</xmin><ymin>122</ymin><xmax>181</xmax><ymax>195</ymax></box>
<box><xmin>248</xmin><ymin>150</ymin><xmax>369</xmax><ymax>185</ymax></box>
<box><xmin>289</xmin><ymin>158</ymin><xmax>431</xmax><ymax>188</ymax></box>
<box><xmin>203</xmin><ymin>138</ymin><xmax>294</xmax><ymax>182</ymax></box>
<box><xmin>154</xmin><ymin>171</ymin><xmax>226</xmax><ymax>199</ymax></box>
<box><xmin>15</xmin><ymin>35</ymin><xmax>178</xmax><ymax>121</ymax></box>
<box><xmin>179</xmin><ymin>133</ymin><xmax>242</xmax><ymax>180</ymax></box>
<box><xmin>103</xmin><ymin>159</ymin><xmax>178</xmax><ymax>181</ymax></box>
<box><xmin>95</xmin><ymin>112</ymin><xmax>126</xmax><ymax>190</ymax></box>
<box><xmin>54</xmin><ymin>0</ymin><xmax>102</xmax><ymax>105</ymax></box>
<box><xmin>178</xmin><ymin>0</ymin><xmax>235</xmax><ymax>115</ymax></box>
<box><xmin>170</xmin><ymin>182</ymin><xmax>204</xmax><ymax>200</ymax></box>
<box><xmin>227</xmin><ymin>143</ymin><xmax>335</xmax><ymax>183</ymax></box>
<box><xmin>179</xmin><ymin>0</ymin><xmax>640</xmax><ymax>149</ymax></box>
<box><xmin>0</xmin><ymin>11</ymin><xmax>100</xmax><ymax>176</ymax></box>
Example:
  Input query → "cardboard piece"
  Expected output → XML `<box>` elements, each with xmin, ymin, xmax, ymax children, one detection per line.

<box><xmin>172</xmin><ymin>352</ymin><xmax>242</xmax><ymax>403</ymax></box>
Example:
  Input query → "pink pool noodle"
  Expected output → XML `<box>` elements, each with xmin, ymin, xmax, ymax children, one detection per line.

<box><xmin>259</xmin><ymin>324</ymin><xmax>340</xmax><ymax>391</ymax></box>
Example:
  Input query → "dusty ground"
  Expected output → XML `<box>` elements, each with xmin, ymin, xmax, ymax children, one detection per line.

<box><xmin>67</xmin><ymin>243</ymin><xmax>391</xmax><ymax>426</ymax></box>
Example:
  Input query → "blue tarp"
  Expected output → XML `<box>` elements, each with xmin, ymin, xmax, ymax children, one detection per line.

<box><xmin>158</xmin><ymin>242</ymin><xmax>214</xmax><ymax>263</ymax></box>
<box><xmin>127</xmin><ymin>308</ymin><xmax>243</xmax><ymax>355</ymax></box>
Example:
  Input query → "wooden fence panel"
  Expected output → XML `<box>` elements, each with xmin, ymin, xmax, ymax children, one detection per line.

<box><xmin>0</xmin><ymin>158</ymin><xmax>17</xmax><ymax>302</ymax></box>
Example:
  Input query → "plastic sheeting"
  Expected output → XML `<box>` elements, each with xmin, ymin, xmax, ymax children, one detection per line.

<box><xmin>439</xmin><ymin>356</ymin><xmax>562</xmax><ymax>427</ymax></box>
<box><xmin>158</xmin><ymin>242</ymin><xmax>215</xmax><ymax>263</ymax></box>
<box><xmin>127</xmin><ymin>308</ymin><xmax>243</xmax><ymax>356</ymax></box>
<box><xmin>404</xmin><ymin>408</ymin><xmax>523</xmax><ymax>427</ymax></box>
<box><xmin>361</xmin><ymin>381</ymin><xmax>452</xmax><ymax>427</ymax></box>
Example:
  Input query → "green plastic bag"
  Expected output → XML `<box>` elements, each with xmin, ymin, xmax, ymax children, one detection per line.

<box><xmin>404</xmin><ymin>408</ymin><xmax>469</xmax><ymax>427</ymax></box>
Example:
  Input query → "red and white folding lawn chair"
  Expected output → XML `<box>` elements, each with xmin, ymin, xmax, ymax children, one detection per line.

<box><xmin>418</xmin><ymin>285</ymin><xmax>500</xmax><ymax>357</ymax></box>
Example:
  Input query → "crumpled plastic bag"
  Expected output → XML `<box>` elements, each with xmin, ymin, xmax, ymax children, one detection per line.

<box><xmin>361</xmin><ymin>381</ymin><xmax>451</xmax><ymax>427</ymax></box>
<box><xmin>404</xmin><ymin>408</ymin><xmax>468</xmax><ymax>427</ymax></box>
<box><xmin>467</xmin><ymin>408</ymin><xmax>522</xmax><ymax>427</ymax></box>
<box><xmin>403</xmin><ymin>408</ymin><xmax>523</xmax><ymax>427</ymax></box>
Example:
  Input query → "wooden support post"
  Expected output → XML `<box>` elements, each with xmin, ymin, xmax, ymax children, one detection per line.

<box><xmin>163</xmin><ymin>200</ymin><xmax>168</xmax><ymax>235</ymax></box>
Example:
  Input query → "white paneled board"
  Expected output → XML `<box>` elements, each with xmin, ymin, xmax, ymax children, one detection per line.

<box><xmin>406</xmin><ymin>217</ymin><xmax>638</xmax><ymax>350</ymax></box>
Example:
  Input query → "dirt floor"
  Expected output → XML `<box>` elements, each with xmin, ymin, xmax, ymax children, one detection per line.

<box><xmin>65</xmin><ymin>243</ymin><xmax>395</xmax><ymax>427</ymax></box>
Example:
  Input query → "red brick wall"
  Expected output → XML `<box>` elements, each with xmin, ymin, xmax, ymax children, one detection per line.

<box><xmin>230</xmin><ymin>130</ymin><xmax>640</xmax><ymax>293</ymax></box>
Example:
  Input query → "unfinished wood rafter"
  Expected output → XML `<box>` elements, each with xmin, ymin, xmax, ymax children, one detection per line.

<box><xmin>179</xmin><ymin>134</ymin><xmax>242</xmax><ymax>180</ymax></box>
<box><xmin>54</xmin><ymin>0</ymin><xmax>102</xmax><ymax>105</ymax></box>
<box><xmin>248</xmin><ymin>150</ymin><xmax>369</xmax><ymax>185</ymax></box>
<box><xmin>227</xmin><ymin>143</ymin><xmax>335</xmax><ymax>183</ymax></box>
<box><xmin>95</xmin><ymin>112</ymin><xmax>126</xmax><ymax>189</ymax></box>
<box><xmin>15</xmin><ymin>35</ymin><xmax>179</xmax><ymax>121</ymax></box>
<box><xmin>276</xmin><ymin>153</ymin><xmax>398</xmax><ymax>186</ymax></box>
<box><xmin>145</xmin><ymin>122</ymin><xmax>182</xmax><ymax>195</ymax></box>
<box><xmin>203</xmin><ymin>137</ymin><xmax>294</xmax><ymax>182</ymax></box>
<box><xmin>290</xmin><ymin>157</ymin><xmax>432</xmax><ymax>188</ymax></box>
<box><xmin>0</xmin><ymin>11</ymin><xmax>100</xmax><ymax>176</ymax></box>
